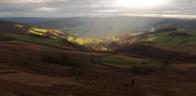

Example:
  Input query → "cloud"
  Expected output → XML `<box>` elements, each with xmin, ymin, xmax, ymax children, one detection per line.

<box><xmin>121</xmin><ymin>13</ymin><xmax>196</xmax><ymax>19</ymax></box>
<box><xmin>36</xmin><ymin>7</ymin><xmax>57</xmax><ymax>12</ymax></box>
<box><xmin>0</xmin><ymin>0</ymin><xmax>196</xmax><ymax>18</ymax></box>
<box><xmin>95</xmin><ymin>10</ymin><xmax>119</xmax><ymax>13</ymax></box>
<box><xmin>0</xmin><ymin>0</ymin><xmax>45</xmax><ymax>4</ymax></box>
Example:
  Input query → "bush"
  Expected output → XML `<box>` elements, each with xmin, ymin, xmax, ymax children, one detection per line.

<box><xmin>41</xmin><ymin>53</ymin><xmax>81</xmax><ymax>67</ymax></box>
<box><xmin>129</xmin><ymin>66</ymin><xmax>154</xmax><ymax>75</ymax></box>
<box><xmin>69</xmin><ymin>67</ymin><xmax>84</xmax><ymax>76</ymax></box>
<box><xmin>0</xmin><ymin>36</ymin><xmax>15</xmax><ymax>41</ymax></box>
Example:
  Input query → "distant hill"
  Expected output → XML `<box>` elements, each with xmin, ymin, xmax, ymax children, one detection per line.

<box><xmin>2</xmin><ymin>17</ymin><xmax>196</xmax><ymax>37</ymax></box>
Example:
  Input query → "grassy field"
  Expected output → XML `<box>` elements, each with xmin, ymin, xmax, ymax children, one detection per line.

<box><xmin>6</xmin><ymin>34</ymin><xmax>63</xmax><ymax>47</ymax></box>
<box><xmin>102</xmin><ymin>55</ymin><xmax>161</xmax><ymax>68</ymax></box>
<box><xmin>144</xmin><ymin>31</ymin><xmax>196</xmax><ymax>45</ymax></box>
<box><xmin>140</xmin><ymin>31</ymin><xmax>196</xmax><ymax>54</ymax></box>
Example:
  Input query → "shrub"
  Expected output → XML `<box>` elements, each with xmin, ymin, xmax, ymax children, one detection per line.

<box><xmin>69</xmin><ymin>67</ymin><xmax>83</xmax><ymax>76</ymax></box>
<box><xmin>129</xmin><ymin>66</ymin><xmax>154</xmax><ymax>75</ymax></box>
<box><xmin>41</xmin><ymin>53</ymin><xmax>81</xmax><ymax>67</ymax></box>
<box><xmin>0</xmin><ymin>36</ymin><xmax>15</xmax><ymax>41</ymax></box>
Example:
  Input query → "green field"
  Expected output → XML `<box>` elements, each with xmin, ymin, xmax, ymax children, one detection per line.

<box><xmin>7</xmin><ymin>34</ymin><xmax>63</xmax><ymax>47</ymax></box>
<box><xmin>144</xmin><ymin>31</ymin><xmax>196</xmax><ymax>45</ymax></box>
<box><xmin>140</xmin><ymin>31</ymin><xmax>196</xmax><ymax>54</ymax></box>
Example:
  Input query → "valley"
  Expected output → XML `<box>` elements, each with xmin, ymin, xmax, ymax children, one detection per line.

<box><xmin>0</xmin><ymin>17</ymin><xmax>196</xmax><ymax>96</ymax></box>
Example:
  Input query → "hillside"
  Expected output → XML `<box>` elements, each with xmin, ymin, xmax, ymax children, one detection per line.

<box><xmin>0</xmin><ymin>20</ymin><xmax>94</xmax><ymax>51</ymax></box>
<box><xmin>115</xmin><ymin>27</ymin><xmax>196</xmax><ymax>63</ymax></box>
<box><xmin>118</xmin><ymin>28</ymin><xmax>196</xmax><ymax>54</ymax></box>
<box><xmin>0</xmin><ymin>39</ymin><xmax>196</xmax><ymax>96</ymax></box>
<box><xmin>139</xmin><ymin>31</ymin><xmax>196</xmax><ymax>54</ymax></box>
<box><xmin>0</xmin><ymin>18</ymin><xmax>196</xmax><ymax>96</ymax></box>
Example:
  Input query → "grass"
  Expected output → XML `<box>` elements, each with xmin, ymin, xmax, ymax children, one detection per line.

<box><xmin>7</xmin><ymin>34</ymin><xmax>62</xmax><ymax>47</ymax></box>
<box><xmin>102</xmin><ymin>55</ymin><xmax>160</xmax><ymax>68</ymax></box>
<box><xmin>143</xmin><ymin>31</ymin><xmax>196</xmax><ymax>44</ymax></box>
<box><xmin>188</xmin><ymin>31</ymin><xmax>196</xmax><ymax>44</ymax></box>
<box><xmin>140</xmin><ymin>31</ymin><xmax>196</xmax><ymax>54</ymax></box>
<box><xmin>145</xmin><ymin>32</ymin><xmax>188</xmax><ymax>45</ymax></box>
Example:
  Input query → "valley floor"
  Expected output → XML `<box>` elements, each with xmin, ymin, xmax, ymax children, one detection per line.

<box><xmin>0</xmin><ymin>41</ymin><xmax>196</xmax><ymax>96</ymax></box>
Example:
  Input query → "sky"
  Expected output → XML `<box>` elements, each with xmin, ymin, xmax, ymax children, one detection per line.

<box><xmin>0</xmin><ymin>0</ymin><xmax>196</xmax><ymax>18</ymax></box>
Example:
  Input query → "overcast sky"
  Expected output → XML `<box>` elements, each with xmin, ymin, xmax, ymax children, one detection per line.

<box><xmin>0</xmin><ymin>0</ymin><xmax>196</xmax><ymax>18</ymax></box>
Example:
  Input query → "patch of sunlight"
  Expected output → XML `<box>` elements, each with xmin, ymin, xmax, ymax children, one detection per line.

<box><xmin>85</xmin><ymin>38</ymin><xmax>93</xmax><ymax>43</ymax></box>
<box><xmin>15</xmin><ymin>24</ymin><xmax>24</xmax><ymax>28</ymax></box>
<box><xmin>29</xmin><ymin>30</ymin><xmax>43</xmax><ymax>36</ymax></box>
<box><xmin>67</xmin><ymin>36</ymin><xmax>75</xmax><ymax>41</ymax></box>
<box><xmin>110</xmin><ymin>36</ymin><xmax>120</xmax><ymax>42</ymax></box>
<box><xmin>31</xmin><ymin>27</ymin><xmax>48</xmax><ymax>33</ymax></box>
<box><xmin>130</xmin><ymin>32</ymin><xmax>143</xmax><ymax>36</ymax></box>
<box><xmin>66</xmin><ymin>35</ymin><xmax>112</xmax><ymax>51</ymax></box>
<box><xmin>28</xmin><ymin>27</ymin><xmax>50</xmax><ymax>36</ymax></box>
<box><xmin>67</xmin><ymin>35</ymin><xmax>103</xmax><ymax>45</ymax></box>
<box><xmin>100</xmin><ymin>47</ymin><xmax>110</xmax><ymax>51</ymax></box>
<box><xmin>75</xmin><ymin>38</ymin><xmax>85</xmax><ymax>45</ymax></box>
<box><xmin>146</xmin><ymin>35</ymin><xmax>158</xmax><ymax>42</ymax></box>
